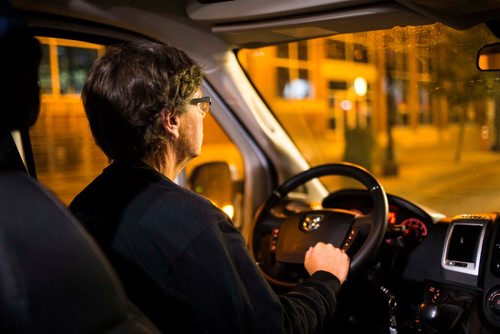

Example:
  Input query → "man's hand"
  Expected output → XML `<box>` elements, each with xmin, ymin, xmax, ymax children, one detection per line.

<box><xmin>304</xmin><ymin>242</ymin><xmax>350</xmax><ymax>284</ymax></box>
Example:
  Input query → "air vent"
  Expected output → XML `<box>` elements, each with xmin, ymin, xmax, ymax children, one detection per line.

<box><xmin>442</xmin><ymin>219</ymin><xmax>488</xmax><ymax>276</ymax></box>
<box><xmin>447</xmin><ymin>224</ymin><xmax>482</xmax><ymax>263</ymax></box>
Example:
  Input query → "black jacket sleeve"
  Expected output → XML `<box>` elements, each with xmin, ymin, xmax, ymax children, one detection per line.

<box><xmin>156</xmin><ymin>216</ymin><xmax>342</xmax><ymax>334</ymax></box>
<box><xmin>280</xmin><ymin>271</ymin><xmax>341</xmax><ymax>333</ymax></box>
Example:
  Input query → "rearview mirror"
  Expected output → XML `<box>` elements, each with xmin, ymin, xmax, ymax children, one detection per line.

<box><xmin>477</xmin><ymin>42</ymin><xmax>500</xmax><ymax>71</ymax></box>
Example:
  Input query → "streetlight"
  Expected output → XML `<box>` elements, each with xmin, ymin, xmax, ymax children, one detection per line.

<box><xmin>343</xmin><ymin>76</ymin><xmax>373</xmax><ymax>170</ymax></box>
<box><xmin>354</xmin><ymin>77</ymin><xmax>367</xmax><ymax>97</ymax></box>
<box><xmin>353</xmin><ymin>77</ymin><xmax>367</xmax><ymax>128</ymax></box>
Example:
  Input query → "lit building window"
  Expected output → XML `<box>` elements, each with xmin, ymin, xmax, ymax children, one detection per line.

<box><xmin>325</xmin><ymin>39</ymin><xmax>346</xmax><ymax>60</ymax></box>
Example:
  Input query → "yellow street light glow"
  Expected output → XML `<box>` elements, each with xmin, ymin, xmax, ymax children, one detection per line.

<box><xmin>354</xmin><ymin>77</ymin><xmax>367</xmax><ymax>96</ymax></box>
<box><xmin>340</xmin><ymin>99</ymin><xmax>352</xmax><ymax>111</ymax></box>
<box><xmin>222</xmin><ymin>204</ymin><xmax>235</xmax><ymax>218</ymax></box>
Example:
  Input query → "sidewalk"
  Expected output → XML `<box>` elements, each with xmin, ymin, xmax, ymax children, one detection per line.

<box><xmin>317</xmin><ymin>124</ymin><xmax>500</xmax><ymax>216</ymax></box>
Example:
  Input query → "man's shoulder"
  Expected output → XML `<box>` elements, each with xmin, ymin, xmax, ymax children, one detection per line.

<box><xmin>139</xmin><ymin>182</ymin><xmax>225</xmax><ymax>222</ymax></box>
<box><xmin>69</xmin><ymin>170</ymin><xmax>112</xmax><ymax>211</ymax></box>
<box><xmin>70</xmin><ymin>161</ymin><xmax>166</xmax><ymax>208</ymax></box>
<box><xmin>69</xmin><ymin>161</ymin><xmax>230</xmax><ymax>234</ymax></box>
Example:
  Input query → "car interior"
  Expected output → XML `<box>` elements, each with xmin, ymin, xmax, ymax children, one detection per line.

<box><xmin>3</xmin><ymin>0</ymin><xmax>500</xmax><ymax>333</ymax></box>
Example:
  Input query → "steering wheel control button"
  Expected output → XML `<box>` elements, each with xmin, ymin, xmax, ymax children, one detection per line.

<box><xmin>270</xmin><ymin>228</ymin><xmax>280</xmax><ymax>252</ymax></box>
<box><xmin>342</xmin><ymin>228</ymin><xmax>358</xmax><ymax>251</ymax></box>
<box><xmin>425</xmin><ymin>285</ymin><xmax>445</xmax><ymax>304</ymax></box>
<box><xmin>488</xmin><ymin>290</ymin><xmax>500</xmax><ymax>316</ymax></box>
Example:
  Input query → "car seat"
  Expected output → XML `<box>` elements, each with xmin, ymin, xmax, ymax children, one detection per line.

<box><xmin>0</xmin><ymin>1</ymin><xmax>160</xmax><ymax>333</ymax></box>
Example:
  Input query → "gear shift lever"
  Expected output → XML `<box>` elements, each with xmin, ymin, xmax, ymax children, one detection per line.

<box><xmin>418</xmin><ymin>301</ymin><xmax>439</xmax><ymax>333</ymax></box>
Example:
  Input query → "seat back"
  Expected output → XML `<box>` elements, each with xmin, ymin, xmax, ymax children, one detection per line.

<box><xmin>0</xmin><ymin>172</ymin><xmax>159</xmax><ymax>333</ymax></box>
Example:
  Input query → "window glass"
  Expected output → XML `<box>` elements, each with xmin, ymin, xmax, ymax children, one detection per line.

<box><xmin>352</xmin><ymin>43</ymin><xmax>368</xmax><ymax>63</ymax></box>
<box><xmin>39</xmin><ymin>44</ymin><xmax>52</xmax><ymax>94</ymax></box>
<box><xmin>297</xmin><ymin>41</ymin><xmax>308</xmax><ymax>61</ymax></box>
<box><xmin>30</xmin><ymin>37</ymin><xmax>108</xmax><ymax>205</ymax></box>
<box><xmin>325</xmin><ymin>39</ymin><xmax>345</xmax><ymax>60</ymax></box>
<box><xmin>277</xmin><ymin>67</ymin><xmax>290</xmax><ymax>97</ymax></box>
<box><xmin>238</xmin><ymin>23</ymin><xmax>500</xmax><ymax>216</ymax></box>
<box><xmin>277</xmin><ymin>43</ymin><xmax>289</xmax><ymax>58</ymax></box>
<box><xmin>30</xmin><ymin>37</ymin><xmax>244</xmax><ymax>224</ymax></box>
<box><xmin>57</xmin><ymin>46</ymin><xmax>98</xmax><ymax>94</ymax></box>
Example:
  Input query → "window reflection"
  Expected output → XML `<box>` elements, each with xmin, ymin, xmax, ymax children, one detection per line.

<box><xmin>57</xmin><ymin>46</ymin><xmax>98</xmax><ymax>94</ymax></box>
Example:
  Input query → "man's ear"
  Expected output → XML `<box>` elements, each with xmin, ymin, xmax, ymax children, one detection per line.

<box><xmin>161</xmin><ymin>111</ymin><xmax>181</xmax><ymax>140</ymax></box>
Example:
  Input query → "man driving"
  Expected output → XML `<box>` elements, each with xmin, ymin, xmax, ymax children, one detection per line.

<box><xmin>70</xmin><ymin>39</ymin><xmax>350</xmax><ymax>333</ymax></box>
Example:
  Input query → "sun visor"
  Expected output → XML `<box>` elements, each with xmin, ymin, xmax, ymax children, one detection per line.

<box><xmin>188</xmin><ymin>2</ymin><xmax>433</xmax><ymax>48</ymax></box>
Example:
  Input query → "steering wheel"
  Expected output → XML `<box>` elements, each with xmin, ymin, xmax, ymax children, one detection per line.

<box><xmin>250</xmin><ymin>163</ymin><xmax>388</xmax><ymax>287</ymax></box>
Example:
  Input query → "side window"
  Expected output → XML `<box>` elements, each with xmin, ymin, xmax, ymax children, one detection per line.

<box><xmin>30</xmin><ymin>37</ymin><xmax>108</xmax><ymax>204</ymax></box>
<box><xmin>30</xmin><ymin>37</ymin><xmax>244</xmax><ymax>226</ymax></box>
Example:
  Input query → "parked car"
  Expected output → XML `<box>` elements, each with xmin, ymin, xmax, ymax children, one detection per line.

<box><xmin>5</xmin><ymin>0</ymin><xmax>500</xmax><ymax>332</ymax></box>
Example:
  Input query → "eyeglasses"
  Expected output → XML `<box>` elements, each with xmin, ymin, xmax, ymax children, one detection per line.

<box><xmin>190</xmin><ymin>96</ymin><xmax>211</xmax><ymax>117</ymax></box>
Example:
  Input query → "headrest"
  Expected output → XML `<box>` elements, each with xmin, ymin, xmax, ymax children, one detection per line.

<box><xmin>0</xmin><ymin>0</ymin><xmax>41</xmax><ymax>131</ymax></box>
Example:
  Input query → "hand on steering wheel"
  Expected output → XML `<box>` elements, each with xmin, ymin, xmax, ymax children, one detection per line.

<box><xmin>250</xmin><ymin>162</ymin><xmax>388</xmax><ymax>287</ymax></box>
<box><xmin>305</xmin><ymin>242</ymin><xmax>350</xmax><ymax>284</ymax></box>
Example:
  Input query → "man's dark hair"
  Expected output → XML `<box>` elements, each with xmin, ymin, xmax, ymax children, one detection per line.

<box><xmin>82</xmin><ymin>39</ymin><xmax>203</xmax><ymax>161</ymax></box>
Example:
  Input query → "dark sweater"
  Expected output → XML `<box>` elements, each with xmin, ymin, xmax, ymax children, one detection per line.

<box><xmin>69</xmin><ymin>160</ymin><xmax>341</xmax><ymax>333</ymax></box>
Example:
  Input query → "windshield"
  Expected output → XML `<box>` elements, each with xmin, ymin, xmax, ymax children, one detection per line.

<box><xmin>238</xmin><ymin>23</ymin><xmax>500</xmax><ymax>216</ymax></box>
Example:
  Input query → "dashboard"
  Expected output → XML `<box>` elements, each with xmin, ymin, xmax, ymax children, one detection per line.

<box><xmin>323</xmin><ymin>189</ymin><xmax>500</xmax><ymax>334</ymax></box>
<box><xmin>280</xmin><ymin>188</ymin><xmax>500</xmax><ymax>333</ymax></box>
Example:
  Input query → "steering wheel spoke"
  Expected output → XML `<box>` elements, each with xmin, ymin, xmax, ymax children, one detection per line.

<box><xmin>353</xmin><ymin>213</ymin><xmax>374</xmax><ymax>234</ymax></box>
<box><xmin>259</xmin><ymin>214</ymin><xmax>287</xmax><ymax>233</ymax></box>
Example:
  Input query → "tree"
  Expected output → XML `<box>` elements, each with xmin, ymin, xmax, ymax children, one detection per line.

<box><xmin>428</xmin><ymin>24</ymin><xmax>499</xmax><ymax>159</ymax></box>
